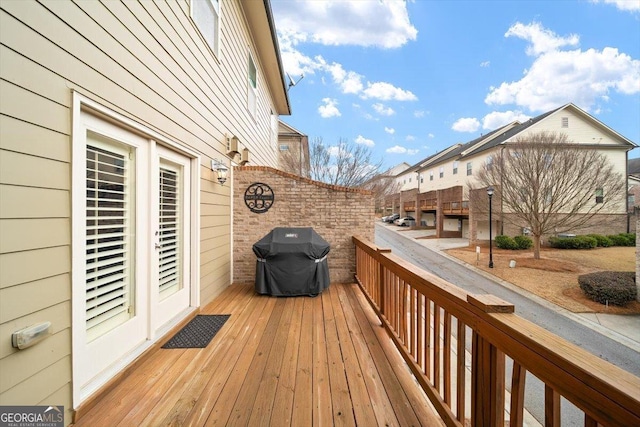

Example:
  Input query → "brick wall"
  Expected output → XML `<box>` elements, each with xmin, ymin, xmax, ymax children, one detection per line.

<box><xmin>233</xmin><ymin>166</ymin><xmax>375</xmax><ymax>284</ymax></box>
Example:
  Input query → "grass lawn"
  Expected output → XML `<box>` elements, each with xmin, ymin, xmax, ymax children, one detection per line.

<box><xmin>446</xmin><ymin>244</ymin><xmax>640</xmax><ymax>314</ymax></box>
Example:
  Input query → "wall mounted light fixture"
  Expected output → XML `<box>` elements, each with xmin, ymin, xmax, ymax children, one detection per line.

<box><xmin>211</xmin><ymin>159</ymin><xmax>229</xmax><ymax>185</ymax></box>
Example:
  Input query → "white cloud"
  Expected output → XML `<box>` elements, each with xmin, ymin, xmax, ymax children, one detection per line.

<box><xmin>406</xmin><ymin>135</ymin><xmax>416</xmax><ymax>141</ymax></box>
<box><xmin>384</xmin><ymin>127</ymin><xmax>395</xmax><ymax>134</ymax></box>
<box><xmin>280</xmin><ymin>49</ymin><xmax>416</xmax><ymax>102</ymax></box>
<box><xmin>452</xmin><ymin>117</ymin><xmax>481</xmax><ymax>132</ymax></box>
<box><xmin>271</xmin><ymin>0</ymin><xmax>418</xmax><ymax>49</ymax></box>
<box><xmin>414</xmin><ymin>110</ymin><xmax>426</xmax><ymax>118</ymax></box>
<box><xmin>355</xmin><ymin>135</ymin><xmax>375</xmax><ymax>147</ymax></box>
<box><xmin>362</xmin><ymin>82</ymin><xmax>418</xmax><ymax>101</ymax></box>
<box><xmin>428</xmin><ymin>133</ymin><xmax>435</xmax><ymax>138</ymax></box>
<box><xmin>318</xmin><ymin>98</ymin><xmax>341</xmax><ymax>118</ymax></box>
<box><xmin>505</xmin><ymin>21</ymin><xmax>579</xmax><ymax>56</ymax></box>
<box><xmin>373</xmin><ymin>103</ymin><xmax>396</xmax><ymax>116</ymax></box>
<box><xmin>386</xmin><ymin>145</ymin><xmax>419</xmax><ymax>155</ymax></box>
<box><xmin>480</xmin><ymin>61</ymin><xmax>491</xmax><ymax>67</ymax></box>
<box><xmin>482</xmin><ymin>110</ymin><xmax>531</xmax><ymax>129</ymax></box>
<box><xmin>324</xmin><ymin>62</ymin><xmax>364</xmax><ymax>94</ymax></box>
<box><xmin>327</xmin><ymin>145</ymin><xmax>342</xmax><ymax>156</ymax></box>
<box><xmin>592</xmin><ymin>0</ymin><xmax>640</xmax><ymax>12</ymax></box>
<box><xmin>486</xmin><ymin>21</ymin><xmax>640</xmax><ymax>113</ymax></box>
<box><xmin>485</xmin><ymin>46</ymin><xmax>640</xmax><ymax>112</ymax></box>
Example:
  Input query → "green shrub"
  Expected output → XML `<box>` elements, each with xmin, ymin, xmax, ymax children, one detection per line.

<box><xmin>495</xmin><ymin>235</ymin><xmax>518</xmax><ymax>250</ymax></box>
<box><xmin>586</xmin><ymin>234</ymin><xmax>613</xmax><ymax>248</ymax></box>
<box><xmin>607</xmin><ymin>233</ymin><xmax>635</xmax><ymax>247</ymax></box>
<box><xmin>513</xmin><ymin>235</ymin><xmax>533</xmax><ymax>250</ymax></box>
<box><xmin>548</xmin><ymin>235</ymin><xmax>597</xmax><ymax>249</ymax></box>
<box><xmin>578</xmin><ymin>271</ymin><xmax>637</xmax><ymax>306</ymax></box>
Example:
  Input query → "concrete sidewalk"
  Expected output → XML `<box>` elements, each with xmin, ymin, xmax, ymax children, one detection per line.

<box><xmin>381</xmin><ymin>223</ymin><xmax>640</xmax><ymax>353</ymax></box>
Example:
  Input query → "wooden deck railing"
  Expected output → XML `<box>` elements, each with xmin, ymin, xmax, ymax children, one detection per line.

<box><xmin>442</xmin><ymin>200</ymin><xmax>469</xmax><ymax>215</ymax></box>
<box><xmin>420</xmin><ymin>199</ymin><xmax>437</xmax><ymax>210</ymax></box>
<box><xmin>353</xmin><ymin>235</ymin><xmax>640</xmax><ymax>427</ymax></box>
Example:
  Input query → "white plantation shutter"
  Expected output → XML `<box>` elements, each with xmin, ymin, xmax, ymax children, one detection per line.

<box><xmin>85</xmin><ymin>140</ymin><xmax>135</xmax><ymax>341</ymax></box>
<box><xmin>158</xmin><ymin>163</ymin><xmax>182</xmax><ymax>299</ymax></box>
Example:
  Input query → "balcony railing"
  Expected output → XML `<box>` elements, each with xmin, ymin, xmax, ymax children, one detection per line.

<box><xmin>404</xmin><ymin>202</ymin><xmax>416</xmax><ymax>212</ymax></box>
<box><xmin>420</xmin><ymin>199</ymin><xmax>438</xmax><ymax>210</ymax></box>
<box><xmin>442</xmin><ymin>200</ymin><xmax>469</xmax><ymax>215</ymax></box>
<box><xmin>353</xmin><ymin>235</ymin><xmax>640</xmax><ymax>427</ymax></box>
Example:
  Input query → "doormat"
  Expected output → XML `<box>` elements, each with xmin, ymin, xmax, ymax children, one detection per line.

<box><xmin>162</xmin><ymin>314</ymin><xmax>230</xmax><ymax>349</ymax></box>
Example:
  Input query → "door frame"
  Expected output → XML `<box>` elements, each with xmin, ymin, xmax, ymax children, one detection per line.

<box><xmin>71</xmin><ymin>92</ymin><xmax>200</xmax><ymax>406</ymax></box>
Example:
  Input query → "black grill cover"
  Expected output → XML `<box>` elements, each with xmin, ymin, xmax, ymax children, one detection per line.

<box><xmin>253</xmin><ymin>227</ymin><xmax>330</xmax><ymax>296</ymax></box>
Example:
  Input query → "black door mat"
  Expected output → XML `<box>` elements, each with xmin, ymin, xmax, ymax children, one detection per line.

<box><xmin>162</xmin><ymin>314</ymin><xmax>230</xmax><ymax>349</ymax></box>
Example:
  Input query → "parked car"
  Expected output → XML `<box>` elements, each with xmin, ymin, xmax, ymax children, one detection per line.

<box><xmin>394</xmin><ymin>216</ymin><xmax>415</xmax><ymax>227</ymax></box>
<box><xmin>382</xmin><ymin>213</ymin><xmax>400</xmax><ymax>223</ymax></box>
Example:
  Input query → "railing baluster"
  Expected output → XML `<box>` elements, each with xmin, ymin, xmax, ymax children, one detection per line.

<box><xmin>417</xmin><ymin>292</ymin><xmax>424</xmax><ymax>371</ymax></box>
<box><xmin>584</xmin><ymin>414</ymin><xmax>598</xmax><ymax>427</ymax></box>
<box><xmin>434</xmin><ymin>303</ymin><xmax>441</xmax><ymax>394</ymax></box>
<box><xmin>456</xmin><ymin>320</ymin><xmax>466</xmax><ymax>423</ymax></box>
<box><xmin>545</xmin><ymin>384</ymin><xmax>561</xmax><ymax>427</ymax></box>
<box><xmin>471</xmin><ymin>331</ymin><xmax>505</xmax><ymax>427</ymax></box>
<box><xmin>401</xmin><ymin>279</ymin><xmax>407</xmax><ymax>345</ymax></box>
<box><xmin>410</xmin><ymin>287</ymin><xmax>416</xmax><ymax>357</ymax></box>
<box><xmin>510</xmin><ymin>361</ymin><xmax>526</xmax><ymax>427</ymax></box>
<box><xmin>425</xmin><ymin>299</ymin><xmax>431</xmax><ymax>381</ymax></box>
<box><xmin>443</xmin><ymin>311</ymin><xmax>452</xmax><ymax>405</ymax></box>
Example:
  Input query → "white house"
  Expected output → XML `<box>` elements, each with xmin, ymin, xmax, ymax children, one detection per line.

<box><xmin>386</xmin><ymin>103</ymin><xmax>636</xmax><ymax>240</ymax></box>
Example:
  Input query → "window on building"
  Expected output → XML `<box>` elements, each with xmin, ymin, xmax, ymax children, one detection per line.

<box><xmin>561</xmin><ymin>117</ymin><xmax>569</xmax><ymax>128</ymax></box>
<box><xmin>466</xmin><ymin>162</ymin><xmax>472</xmax><ymax>176</ymax></box>
<box><xmin>595</xmin><ymin>188</ymin><xmax>604</xmax><ymax>204</ymax></box>
<box><xmin>420</xmin><ymin>175</ymin><xmax>424</xmax><ymax>184</ymax></box>
<box><xmin>248</xmin><ymin>54</ymin><xmax>257</xmax><ymax>117</ymax></box>
<box><xmin>453</xmin><ymin>161</ymin><xmax>458</xmax><ymax>175</ymax></box>
<box><xmin>439</xmin><ymin>166</ymin><xmax>444</xmax><ymax>178</ymax></box>
<box><xmin>409</xmin><ymin>177</ymin><xmax>412</xmax><ymax>183</ymax></box>
<box><xmin>486</xmin><ymin>155</ymin><xmax>494</xmax><ymax>170</ymax></box>
<box><xmin>279</xmin><ymin>144</ymin><xmax>290</xmax><ymax>151</ymax></box>
<box><xmin>629</xmin><ymin>194</ymin><xmax>636</xmax><ymax>207</ymax></box>
<box><xmin>191</xmin><ymin>0</ymin><xmax>221</xmax><ymax>56</ymax></box>
<box><xmin>429</xmin><ymin>171</ymin><xmax>434</xmax><ymax>181</ymax></box>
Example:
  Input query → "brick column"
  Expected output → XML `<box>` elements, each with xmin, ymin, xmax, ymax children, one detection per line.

<box><xmin>436</xmin><ymin>189</ymin><xmax>444</xmax><ymax>238</ymax></box>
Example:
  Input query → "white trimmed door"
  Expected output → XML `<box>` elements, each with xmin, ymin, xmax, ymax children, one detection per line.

<box><xmin>151</xmin><ymin>145</ymin><xmax>192</xmax><ymax>334</ymax></box>
<box><xmin>73</xmin><ymin>111</ymin><xmax>194</xmax><ymax>404</ymax></box>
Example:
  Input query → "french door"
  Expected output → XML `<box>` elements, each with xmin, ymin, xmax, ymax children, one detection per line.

<box><xmin>73</xmin><ymin>111</ymin><xmax>195</xmax><ymax>404</ymax></box>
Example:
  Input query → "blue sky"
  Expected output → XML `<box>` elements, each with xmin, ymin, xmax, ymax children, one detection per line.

<box><xmin>270</xmin><ymin>0</ymin><xmax>640</xmax><ymax>170</ymax></box>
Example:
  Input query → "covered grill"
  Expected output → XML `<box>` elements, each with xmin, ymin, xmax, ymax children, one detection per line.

<box><xmin>253</xmin><ymin>227</ymin><xmax>330</xmax><ymax>297</ymax></box>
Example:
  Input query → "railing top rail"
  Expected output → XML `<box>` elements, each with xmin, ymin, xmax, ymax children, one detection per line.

<box><xmin>352</xmin><ymin>235</ymin><xmax>640</xmax><ymax>425</ymax></box>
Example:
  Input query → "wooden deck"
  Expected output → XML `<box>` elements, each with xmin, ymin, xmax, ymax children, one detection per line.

<box><xmin>73</xmin><ymin>283</ymin><xmax>443</xmax><ymax>426</ymax></box>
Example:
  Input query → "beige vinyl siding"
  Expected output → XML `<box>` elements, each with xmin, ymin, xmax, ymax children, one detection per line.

<box><xmin>0</xmin><ymin>0</ymin><xmax>284</xmax><ymax>419</ymax></box>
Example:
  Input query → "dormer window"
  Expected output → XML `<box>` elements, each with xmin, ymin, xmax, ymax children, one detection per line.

<box><xmin>561</xmin><ymin>117</ymin><xmax>569</xmax><ymax>128</ymax></box>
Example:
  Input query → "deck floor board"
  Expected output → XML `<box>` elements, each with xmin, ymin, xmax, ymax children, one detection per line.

<box><xmin>73</xmin><ymin>283</ymin><xmax>443</xmax><ymax>427</ymax></box>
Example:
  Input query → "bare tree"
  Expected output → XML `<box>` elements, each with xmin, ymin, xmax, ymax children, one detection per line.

<box><xmin>362</xmin><ymin>174</ymin><xmax>402</xmax><ymax>213</ymax></box>
<box><xmin>474</xmin><ymin>131</ymin><xmax>626</xmax><ymax>259</ymax></box>
<box><xmin>307</xmin><ymin>137</ymin><xmax>382</xmax><ymax>188</ymax></box>
<box><xmin>279</xmin><ymin>143</ymin><xmax>309</xmax><ymax>178</ymax></box>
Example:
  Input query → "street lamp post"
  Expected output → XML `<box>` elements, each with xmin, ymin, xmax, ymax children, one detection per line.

<box><xmin>487</xmin><ymin>186</ymin><xmax>494</xmax><ymax>268</ymax></box>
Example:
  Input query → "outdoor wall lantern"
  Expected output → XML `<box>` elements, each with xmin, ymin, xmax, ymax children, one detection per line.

<box><xmin>211</xmin><ymin>159</ymin><xmax>229</xmax><ymax>185</ymax></box>
<box><xmin>487</xmin><ymin>186</ymin><xmax>494</xmax><ymax>268</ymax></box>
